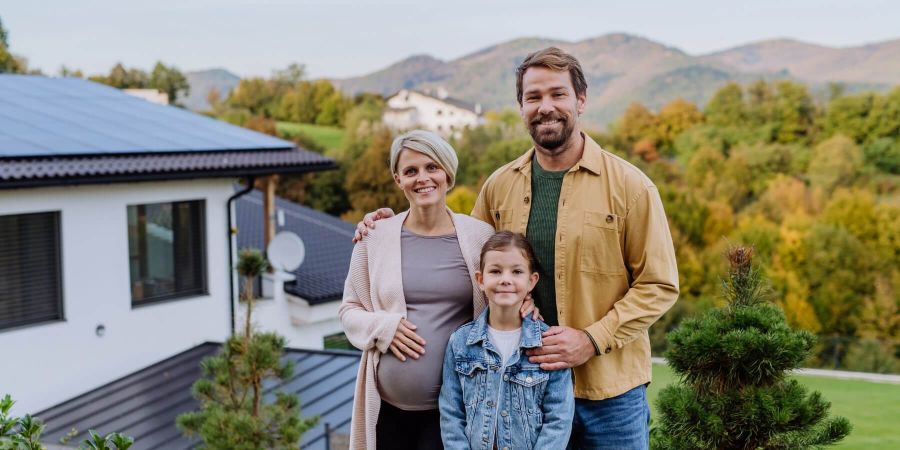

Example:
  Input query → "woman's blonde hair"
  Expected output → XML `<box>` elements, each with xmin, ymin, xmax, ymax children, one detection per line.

<box><xmin>389</xmin><ymin>129</ymin><xmax>459</xmax><ymax>189</ymax></box>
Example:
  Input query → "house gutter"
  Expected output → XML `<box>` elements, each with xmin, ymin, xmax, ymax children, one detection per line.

<box><xmin>226</xmin><ymin>177</ymin><xmax>256</xmax><ymax>335</ymax></box>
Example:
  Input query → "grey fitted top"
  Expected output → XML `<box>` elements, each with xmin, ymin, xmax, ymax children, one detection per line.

<box><xmin>377</xmin><ymin>228</ymin><xmax>474</xmax><ymax>410</ymax></box>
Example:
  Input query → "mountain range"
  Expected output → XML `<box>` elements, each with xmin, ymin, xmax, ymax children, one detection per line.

<box><xmin>334</xmin><ymin>34</ymin><xmax>899</xmax><ymax>126</ymax></box>
<box><xmin>185</xmin><ymin>34</ymin><xmax>899</xmax><ymax>126</ymax></box>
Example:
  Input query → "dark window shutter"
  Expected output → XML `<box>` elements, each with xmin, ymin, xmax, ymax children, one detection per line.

<box><xmin>0</xmin><ymin>211</ymin><xmax>63</xmax><ymax>331</ymax></box>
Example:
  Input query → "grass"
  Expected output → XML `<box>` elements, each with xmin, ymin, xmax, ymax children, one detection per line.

<box><xmin>647</xmin><ymin>364</ymin><xmax>900</xmax><ymax>449</ymax></box>
<box><xmin>276</xmin><ymin>121</ymin><xmax>346</xmax><ymax>152</ymax></box>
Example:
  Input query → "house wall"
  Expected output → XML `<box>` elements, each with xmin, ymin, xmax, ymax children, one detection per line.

<box><xmin>0</xmin><ymin>179</ymin><xmax>234</xmax><ymax>414</ymax></box>
<box><xmin>384</xmin><ymin>90</ymin><xmax>481</xmax><ymax>135</ymax></box>
<box><xmin>239</xmin><ymin>294</ymin><xmax>343</xmax><ymax>350</ymax></box>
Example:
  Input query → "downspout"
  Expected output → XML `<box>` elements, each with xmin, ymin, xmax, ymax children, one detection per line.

<box><xmin>227</xmin><ymin>177</ymin><xmax>256</xmax><ymax>335</ymax></box>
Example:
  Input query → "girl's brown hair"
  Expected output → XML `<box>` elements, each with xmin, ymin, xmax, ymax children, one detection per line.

<box><xmin>479</xmin><ymin>231</ymin><xmax>538</xmax><ymax>273</ymax></box>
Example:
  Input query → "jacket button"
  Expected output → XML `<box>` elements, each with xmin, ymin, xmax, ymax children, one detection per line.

<box><xmin>500</xmin><ymin>410</ymin><xmax>508</xmax><ymax>417</ymax></box>
<box><xmin>525</xmin><ymin>376</ymin><xmax>533</xmax><ymax>383</ymax></box>
<box><xmin>606</xmin><ymin>214</ymin><xmax>614</xmax><ymax>223</ymax></box>
<box><xmin>503</xmin><ymin>447</ymin><xmax>510</xmax><ymax>450</ymax></box>
<box><xmin>605</xmin><ymin>346</ymin><xmax>612</xmax><ymax>354</ymax></box>
<box><xmin>503</xmin><ymin>374</ymin><xmax>509</xmax><ymax>381</ymax></box>
<box><xmin>524</xmin><ymin>196</ymin><xmax>530</xmax><ymax>204</ymax></box>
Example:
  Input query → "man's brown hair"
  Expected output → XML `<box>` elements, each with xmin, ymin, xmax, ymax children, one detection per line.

<box><xmin>515</xmin><ymin>47</ymin><xmax>587</xmax><ymax>105</ymax></box>
<box><xmin>479</xmin><ymin>231</ymin><xmax>538</xmax><ymax>273</ymax></box>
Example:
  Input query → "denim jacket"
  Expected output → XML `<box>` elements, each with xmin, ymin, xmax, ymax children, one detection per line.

<box><xmin>439</xmin><ymin>308</ymin><xmax>574</xmax><ymax>450</ymax></box>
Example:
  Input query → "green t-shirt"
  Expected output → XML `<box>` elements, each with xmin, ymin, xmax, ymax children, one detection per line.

<box><xmin>526</xmin><ymin>155</ymin><xmax>567</xmax><ymax>326</ymax></box>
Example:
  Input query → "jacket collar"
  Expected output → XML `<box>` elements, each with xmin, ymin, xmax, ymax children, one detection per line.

<box><xmin>465</xmin><ymin>307</ymin><xmax>544</xmax><ymax>349</ymax></box>
<box><xmin>511</xmin><ymin>132</ymin><xmax>604</xmax><ymax>176</ymax></box>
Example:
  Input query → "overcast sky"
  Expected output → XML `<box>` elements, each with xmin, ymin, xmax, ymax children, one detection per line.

<box><xmin>3</xmin><ymin>0</ymin><xmax>898</xmax><ymax>79</ymax></box>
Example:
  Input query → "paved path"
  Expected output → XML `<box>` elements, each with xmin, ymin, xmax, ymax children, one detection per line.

<box><xmin>650</xmin><ymin>357</ymin><xmax>900</xmax><ymax>384</ymax></box>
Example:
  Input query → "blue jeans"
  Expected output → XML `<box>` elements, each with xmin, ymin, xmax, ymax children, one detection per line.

<box><xmin>567</xmin><ymin>384</ymin><xmax>650</xmax><ymax>450</ymax></box>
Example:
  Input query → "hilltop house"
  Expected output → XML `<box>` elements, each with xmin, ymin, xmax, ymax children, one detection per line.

<box><xmin>382</xmin><ymin>88</ymin><xmax>483</xmax><ymax>136</ymax></box>
<box><xmin>0</xmin><ymin>75</ymin><xmax>359</xmax><ymax>448</ymax></box>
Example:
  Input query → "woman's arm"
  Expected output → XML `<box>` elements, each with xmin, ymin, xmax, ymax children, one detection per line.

<box><xmin>533</xmin><ymin>368</ymin><xmax>575</xmax><ymax>448</ymax></box>
<box><xmin>338</xmin><ymin>239</ymin><xmax>403</xmax><ymax>353</ymax></box>
<box><xmin>439</xmin><ymin>338</ymin><xmax>470</xmax><ymax>448</ymax></box>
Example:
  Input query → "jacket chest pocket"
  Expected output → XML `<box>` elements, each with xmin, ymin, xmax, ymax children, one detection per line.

<box><xmin>455</xmin><ymin>360</ymin><xmax>489</xmax><ymax>407</ymax></box>
<box><xmin>509</xmin><ymin>369</ymin><xmax>549</xmax><ymax>415</ymax></box>
<box><xmin>580</xmin><ymin>211</ymin><xmax>625</xmax><ymax>274</ymax></box>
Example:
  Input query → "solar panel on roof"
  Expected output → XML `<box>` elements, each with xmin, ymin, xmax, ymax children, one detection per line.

<box><xmin>0</xmin><ymin>75</ymin><xmax>294</xmax><ymax>158</ymax></box>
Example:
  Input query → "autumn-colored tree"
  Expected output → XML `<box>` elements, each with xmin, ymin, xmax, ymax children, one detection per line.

<box><xmin>343</xmin><ymin>128</ymin><xmax>407</xmax><ymax>222</ymax></box>
<box><xmin>616</xmin><ymin>102</ymin><xmax>659</xmax><ymax>148</ymax></box>
<box><xmin>446</xmin><ymin>185</ymin><xmax>478</xmax><ymax>214</ymax></box>
<box><xmin>657</xmin><ymin>98</ymin><xmax>704</xmax><ymax>154</ymax></box>
<box><xmin>244</xmin><ymin>116</ymin><xmax>277</xmax><ymax>136</ymax></box>
<box><xmin>228</xmin><ymin>78</ymin><xmax>280</xmax><ymax>116</ymax></box>
<box><xmin>806</xmin><ymin>135</ymin><xmax>864</xmax><ymax>193</ymax></box>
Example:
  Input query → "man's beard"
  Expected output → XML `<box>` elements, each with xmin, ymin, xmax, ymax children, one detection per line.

<box><xmin>528</xmin><ymin>112</ymin><xmax>575</xmax><ymax>153</ymax></box>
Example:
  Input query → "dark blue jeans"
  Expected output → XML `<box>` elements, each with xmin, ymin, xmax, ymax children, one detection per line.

<box><xmin>567</xmin><ymin>384</ymin><xmax>650</xmax><ymax>450</ymax></box>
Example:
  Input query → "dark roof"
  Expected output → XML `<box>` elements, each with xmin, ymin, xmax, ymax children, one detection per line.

<box><xmin>0</xmin><ymin>150</ymin><xmax>335</xmax><ymax>189</ymax></box>
<box><xmin>236</xmin><ymin>190</ymin><xmax>355</xmax><ymax>304</ymax></box>
<box><xmin>0</xmin><ymin>75</ymin><xmax>291</xmax><ymax>157</ymax></box>
<box><xmin>37</xmin><ymin>343</ymin><xmax>361</xmax><ymax>450</ymax></box>
<box><xmin>0</xmin><ymin>75</ymin><xmax>336</xmax><ymax>188</ymax></box>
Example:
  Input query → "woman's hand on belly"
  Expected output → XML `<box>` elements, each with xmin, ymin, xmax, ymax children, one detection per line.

<box><xmin>389</xmin><ymin>318</ymin><xmax>427</xmax><ymax>362</ymax></box>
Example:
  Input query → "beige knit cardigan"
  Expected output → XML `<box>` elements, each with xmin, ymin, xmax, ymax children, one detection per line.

<box><xmin>339</xmin><ymin>209</ymin><xmax>494</xmax><ymax>450</ymax></box>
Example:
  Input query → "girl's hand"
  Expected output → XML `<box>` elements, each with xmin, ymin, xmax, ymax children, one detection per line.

<box><xmin>520</xmin><ymin>293</ymin><xmax>543</xmax><ymax>321</ymax></box>
<box><xmin>389</xmin><ymin>318</ymin><xmax>426</xmax><ymax>362</ymax></box>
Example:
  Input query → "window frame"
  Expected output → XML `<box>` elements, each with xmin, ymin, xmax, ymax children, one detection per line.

<box><xmin>127</xmin><ymin>199</ymin><xmax>208</xmax><ymax>307</ymax></box>
<box><xmin>0</xmin><ymin>210</ymin><xmax>65</xmax><ymax>332</ymax></box>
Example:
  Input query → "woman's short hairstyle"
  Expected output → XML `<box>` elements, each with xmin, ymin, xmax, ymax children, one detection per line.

<box><xmin>389</xmin><ymin>129</ymin><xmax>459</xmax><ymax>189</ymax></box>
<box><xmin>516</xmin><ymin>47</ymin><xmax>587</xmax><ymax>105</ymax></box>
<box><xmin>479</xmin><ymin>231</ymin><xmax>538</xmax><ymax>273</ymax></box>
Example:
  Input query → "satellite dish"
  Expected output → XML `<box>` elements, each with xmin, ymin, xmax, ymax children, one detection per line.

<box><xmin>267</xmin><ymin>231</ymin><xmax>305</xmax><ymax>272</ymax></box>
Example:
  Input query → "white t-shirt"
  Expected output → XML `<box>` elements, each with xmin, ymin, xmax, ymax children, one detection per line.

<box><xmin>487</xmin><ymin>325</ymin><xmax>522</xmax><ymax>367</ymax></box>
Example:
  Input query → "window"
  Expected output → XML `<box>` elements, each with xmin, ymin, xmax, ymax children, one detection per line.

<box><xmin>128</xmin><ymin>200</ymin><xmax>206</xmax><ymax>305</ymax></box>
<box><xmin>0</xmin><ymin>211</ymin><xmax>63</xmax><ymax>331</ymax></box>
<box><xmin>436</xmin><ymin>109</ymin><xmax>443</xmax><ymax>116</ymax></box>
<box><xmin>324</xmin><ymin>332</ymin><xmax>355</xmax><ymax>351</ymax></box>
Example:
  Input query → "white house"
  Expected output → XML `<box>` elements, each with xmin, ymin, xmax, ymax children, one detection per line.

<box><xmin>383</xmin><ymin>88</ymin><xmax>483</xmax><ymax>136</ymax></box>
<box><xmin>234</xmin><ymin>190</ymin><xmax>355</xmax><ymax>350</ymax></box>
<box><xmin>0</xmin><ymin>75</ymin><xmax>344</xmax><ymax>418</ymax></box>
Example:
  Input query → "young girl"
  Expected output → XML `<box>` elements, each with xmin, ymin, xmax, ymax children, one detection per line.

<box><xmin>439</xmin><ymin>231</ymin><xmax>574</xmax><ymax>449</ymax></box>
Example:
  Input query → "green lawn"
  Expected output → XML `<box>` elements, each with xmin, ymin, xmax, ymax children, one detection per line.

<box><xmin>648</xmin><ymin>364</ymin><xmax>900</xmax><ymax>449</ymax></box>
<box><xmin>276</xmin><ymin>121</ymin><xmax>345</xmax><ymax>152</ymax></box>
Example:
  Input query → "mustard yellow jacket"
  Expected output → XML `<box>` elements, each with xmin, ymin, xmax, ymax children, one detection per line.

<box><xmin>471</xmin><ymin>134</ymin><xmax>679</xmax><ymax>400</ymax></box>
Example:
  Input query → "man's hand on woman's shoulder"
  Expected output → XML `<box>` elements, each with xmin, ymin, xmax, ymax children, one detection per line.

<box><xmin>352</xmin><ymin>208</ymin><xmax>396</xmax><ymax>243</ymax></box>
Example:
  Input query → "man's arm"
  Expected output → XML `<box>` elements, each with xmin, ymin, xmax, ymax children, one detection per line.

<box><xmin>583</xmin><ymin>184</ymin><xmax>680</xmax><ymax>355</ymax></box>
<box><xmin>469</xmin><ymin>176</ymin><xmax>493</xmax><ymax>226</ymax></box>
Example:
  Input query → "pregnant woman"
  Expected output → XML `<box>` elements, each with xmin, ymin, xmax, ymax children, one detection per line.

<box><xmin>339</xmin><ymin>130</ymin><xmax>535</xmax><ymax>450</ymax></box>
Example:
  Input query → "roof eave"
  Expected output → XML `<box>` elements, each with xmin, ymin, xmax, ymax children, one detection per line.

<box><xmin>0</xmin><ymin>160</ymin><xmax>338</xmax><ymax>190</ymax></box>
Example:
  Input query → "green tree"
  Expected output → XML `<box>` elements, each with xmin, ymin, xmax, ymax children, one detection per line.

<box><xmin>149</xmin><ymin>62</ymin><xmax>190</xmax><ymax>105</ymax></box>
<box><xmin>654</xmin><ymin>247</ymin><xmax>851</xmax><ymax>449</ymax></box>
<box><xmin>177</xmin><ymin>249</ymin><xmax>317</xmax><ymax>449</ymax></box>
<box><xmin>705</xmin><ymin>82</ymin><xmax>746</xmax><ymax>128</ymax></box>
<box><xmin>807</xmin><ymin>135</ymin><xmax>864</xmax><ymax>193</ymax></box>
<box><xmin>772</xmin><ymin>81</ymin><xmax>815</xmax><ymax>144</ymax></box>
<box><xmin>824</xmin><ymin>92</ymin><xmax>875</xmax><ymax>143</ymax></box>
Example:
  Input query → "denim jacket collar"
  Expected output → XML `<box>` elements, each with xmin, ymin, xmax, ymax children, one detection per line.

<box><xmin>464</xmin><ymin>307</ymin><xmax>544</xmax><ymax>350</ymax></box>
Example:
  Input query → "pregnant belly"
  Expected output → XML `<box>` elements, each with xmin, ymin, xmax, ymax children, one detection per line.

<box><xmin>377</xmin><ymin>333</ymin><xmax>451</xmax><ymax>411</ymax></box>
